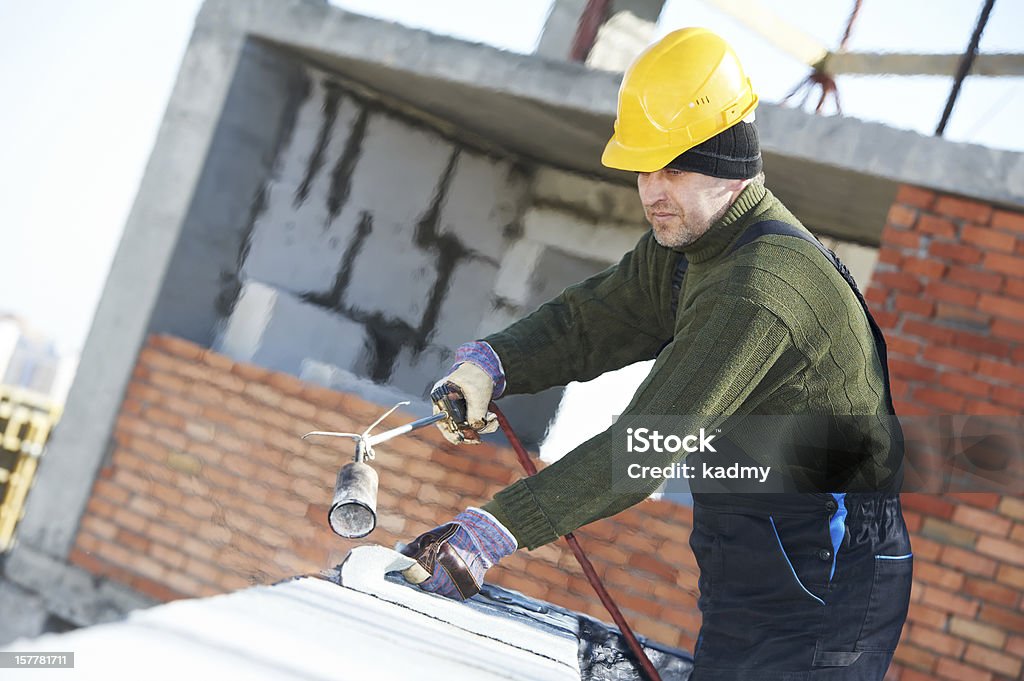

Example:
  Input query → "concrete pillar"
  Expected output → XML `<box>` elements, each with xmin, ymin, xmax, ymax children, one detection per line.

<box><xmin>536</xmin><ymin>0</ymin><xmax>666</xmax><ymax>61</ymax></box>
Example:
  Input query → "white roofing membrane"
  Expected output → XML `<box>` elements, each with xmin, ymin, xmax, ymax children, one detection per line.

<box><xmin>1</xmin><ymin>546</ymin><xmax>580</xmax><ymax>681</ymax></box>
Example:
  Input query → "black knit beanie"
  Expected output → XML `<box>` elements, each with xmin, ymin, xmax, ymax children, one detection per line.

<box><xmin>666</xmin><ymin>120</ymin><xmax>762</xmax><ymax>179</ymax></box>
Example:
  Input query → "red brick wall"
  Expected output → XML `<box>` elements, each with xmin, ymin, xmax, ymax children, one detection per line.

<box><xmin>866</xmin><ymin>185</ymin><xmax>1024</xmax><ymax>681</ymax></box>
<box><xmin>869</xmin><ymin>186</ymin><xmax>1024</xmax><ymax>417</ymax></box>
<box><xmin>71</xmin><ymin>335</ymin><xmax>702</xmax><ymax>650</ymax></box>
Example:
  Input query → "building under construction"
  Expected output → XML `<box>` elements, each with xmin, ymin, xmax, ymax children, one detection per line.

<box><xmin>1</xmin><ymin>2</ymin><xmax>1022</xmax><ymax>679</ymax></box>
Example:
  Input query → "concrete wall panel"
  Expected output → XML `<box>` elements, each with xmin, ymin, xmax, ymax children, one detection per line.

<box><xmin>216</xmin><ymin>280</ymin><xmax>370</xmax><ymax>376</ymax></box>
<box><xmin>340</xmin><ymin>113</ymin><xmax>457</xmax><ymax>327</ymax></box>
<box><xmin>242</xmin><ymin>80</ymin><xmax>367</xmax><ymax>294</ymax></box>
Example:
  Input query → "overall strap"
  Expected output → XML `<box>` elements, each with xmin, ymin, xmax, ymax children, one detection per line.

<box><xmin>669</xmin><ymin>254</ymin><xmax>689</xmax><ymax>317</ymax></box>
<box><xmin>726</xmin><ymin>220</ymin><xmax>899</xmax><ymax>420</ymax></box>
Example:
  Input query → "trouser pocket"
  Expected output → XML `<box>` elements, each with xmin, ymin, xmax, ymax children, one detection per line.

<box><xmin>856</xmin><ymin>553</ymin><xmax>913</xmax><ymax>652</ymax></box>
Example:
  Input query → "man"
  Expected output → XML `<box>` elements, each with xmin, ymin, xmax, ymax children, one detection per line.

<box><xmin>399</xmin><ymin>28</ymin><xmax>912</xmax><ymax>681</ymax></box>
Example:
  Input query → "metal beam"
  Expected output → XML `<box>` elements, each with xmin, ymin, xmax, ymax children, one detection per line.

<box><xmin>826</xmin><ymin>51</ymin><xmax>1024</xmax><ymax>77</ymax></box>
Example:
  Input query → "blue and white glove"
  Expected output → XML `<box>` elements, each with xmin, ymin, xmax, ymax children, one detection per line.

<box><xmin>399</xmin><ymin>507</ymin><xmax>517</xmax><ymax>600</ymax></box>
<box><xmin>432</xmin><ymin>341</ymin><xmax>506</xmax><ymax>445</ymax></box>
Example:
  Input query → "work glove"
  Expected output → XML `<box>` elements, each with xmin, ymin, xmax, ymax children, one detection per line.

<box><xmin>399</xmin><ymin>507</ymin><xmax>517</xmax><ymax>600</ymax></box>
<box><xmin>432</xmin><ymin>342</ymin><xmax>505</xmax><ymax>445</ymax></box>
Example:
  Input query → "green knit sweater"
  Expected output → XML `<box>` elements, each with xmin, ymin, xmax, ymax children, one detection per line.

<box><xmin>482</xmin><ymin>183</ymin><xmax>898</xmax><ymax>550</ymax></box>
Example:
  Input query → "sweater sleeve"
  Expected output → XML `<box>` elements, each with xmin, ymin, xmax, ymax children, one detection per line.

<box><xmin>482</xmin><ymin>295</ymin><xmax>794</xmax><ymax>549</ymax></box>
<box><xmin>482</xmin><ymin>231</ymin><xmax>673</xmax><ymax>396</ymax></box>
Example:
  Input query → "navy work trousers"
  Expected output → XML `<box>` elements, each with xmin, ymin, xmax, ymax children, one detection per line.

<box><xmin>687</xmin><ymin>492</ymin><xmax>913</xmax><ymax>681</ymax></box>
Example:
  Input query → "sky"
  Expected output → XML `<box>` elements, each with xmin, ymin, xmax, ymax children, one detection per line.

<box><xmin>0</xmin><ymin>0</ymin><xmax>1021</xmax><ymax>356</ymax></box>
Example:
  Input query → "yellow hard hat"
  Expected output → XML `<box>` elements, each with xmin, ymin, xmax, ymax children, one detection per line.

<box><xmin>602</xmin><ymin>27</ymin><xmax>759</xmax><ymax>172</ymax></box>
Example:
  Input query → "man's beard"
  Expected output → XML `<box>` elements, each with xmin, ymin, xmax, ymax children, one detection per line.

<box><xmin>649</xmin><ymin>203</ymin><xmax>732</xmax><ymax>249</ymax></box>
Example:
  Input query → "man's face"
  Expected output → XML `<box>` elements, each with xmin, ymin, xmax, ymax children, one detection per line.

<box><xmin>637</xmin><ymin>168</ymin><xmax>745</xmax><ymax>248</ymax></box>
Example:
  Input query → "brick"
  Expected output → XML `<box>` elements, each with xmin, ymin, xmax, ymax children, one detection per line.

<box><xmin>938</xmin><ymin>372</ymin><xmax>991</xmax><ymax>398</ymax></box>
<box><xmin>899</xmin><ymin>668</ymin><xmax>935</xmax><ymax>681</ymax></box>
<box><xmin>151</xmin><ymin>335</ymin><xmax>204</xmax><ymax>360</ymax></box>
<box><xmin>930</xmin><ymin>241</ymin><xmax>985</xmax><ymax>265</ymax></box>
<box><xmin>978</xmin><ymin>603</ymin><xmax>1024</xmax><ymax>632</ymax></box>
<box><xmin>999</xmin><ymin>497</ymin><xmax>1024</xmax><ymax>521</ymax></box>
<box><xmin>935</xmin><ymin>196</ymin><xmax>993</xmax><ymax>224</ymax></box>
<box><xmin>890</xmin><ymin>359</ymin><xmax>937</xmax><ymax>383</ymax></box>
<box><xmin>896</xmin><ymin>395</ymin><xmax>933</xmax><ymax>414</ymax></box>
<box><xmin>903</xmin><ymin>319</ymin><xmax>958</xmax><ymax>345</ymax></box>
<box><xmin>962</xmin><ymin>575</ymin><xmax>1020</xmax><ymax>609</ymax></box>
<box><xmin>905</xmin><ymin>601</ymin><xmax>947</xmax><ymax>630</ymax></box>
<box><xmin>897</xmin><ymin>186</ymin><xmax>936</xmax><ymax>210</ymax></box>
<box><xmin>913</xmin><ymin>388</ymin><xmax>966</xmax><ymax>413</ymax></box>
<box><xmin>200</xmin><ymin>349</ymin><xmax>234</xmax><ymax>372</ymax></box>
<box><xmin>132</xmin><ymin>576</ymin><xmax>184</xmax><ymax>603</ymax></box>
<box><xmin>231</xmin><ymin>362</ymin><xmax>272</xmax><ymax>383</ymax></box>
<box><xmin>991</xmin><ymin>318</ymin><xmax>1024</xmax><ymax>343</ymax></box>
<box><xmin>893</xmin><ymin>294</ymin><xmax>934</xmax><ymax>317</ymax></box>
<box><xmin>1007</xmin><ymin>634</ymin><xmax>1024</xmax><ymax>658</ymax></box>
<box><xmin>888</xmin><ymin>204</ymin><xmax>918</xmax><ymax>228</ymax></box>
<box><xmin>116</xmin><ymin>528</ymin><xmax>151</xmax><ymax>554</ymax></box>
<box><xmin>94</xmin><ymin>478</ymin><xmax>132</xmax><ymax>506</ymax></box>
<box><xmin>922</xmin><ymin>515</ymin><xmax>978</xmax><ymax>547</ymax></box>
<box><xmin>266</xmin><ymin>372</ymin><xmax>307</xmax><ymax>396</ymax></box>
<box><xmin>888</xmin><ymin>335</ymin><xmax>923</xmax><ymax>359</ymax></box>
<box><xmin>979</xmin><ymin>293</ymin><xmax>1024</xmax><ymax>322</ymax></box>
<box><xmin>949</xmin><ymin>493</ymin><xmax>1002</xmax><ymax>510</ymax></box>
<box><xmin>939</xmin><ymin>545</ymin><xmax>997</xmax><ymax>578</ymax></box>
<box><xmin>954</xmin><ymin>331</ymin><xmax>1012</xmax><ymax>359</ymax></box>
<box><xmin>138</xmin><ymin>347</ymin><xmax>188</xmax><ymax>374</ymax></box>
<box><xmin>964</xmin><ymin>643</ymin><xmax>1022</xmax><ymax>678</ymax></box>
<box><xmin>977</xmin><ymin>359</ymin><xmax>1024</xmax><ymax>386</ymax></box>
<box><xmin>935</xmin><ymin>657</ymin><xmax>993</xmax><ymax>681</ymax></box>
<box><xmin>947</xmin><ymin>269</ymin><xmax>1004</xmax><ymax>297</ymax></box>
<box><xmin>902</xmin><ymin>510</ymin><xmax>922</xmax><ymax>532</ymax></box>
<box><xmin>917</xmin><ymin>214</ymin><xmax>956</xmax><ymax>238</ymax></box>
<box><xmin>964</xmin><ymin>399</ymin><xmax>1018</xmax><ymax>416</ymax></box>
<box><xmin>923</xmin><ymin>346</ymin><xmax>978</xmax><ymax>373</ymax></box>
<box><xmin>628</xmin><ymin>553</ymin><xmax>677</xmax><ymax>582</ymax></box>
<box><xmin>907</xmin><ymin>624</ymin><xmax>966</xmax><ymax>657</ymax></box>
<box><xmin>1004</xmin><ymin>276</ymin><xmax>1024</xmax><ymax>299</ymax></box>
<box><xmin>872</xmin><ymin>309</ymin><xmax>900</xmax><ymax>329</ymax></box>
<box><xmin>148</xmin><ymin>522</ymin><xmax>187</xmax><ymax>548</ymax></box>
<box><xmin>883</xmin><ymin>225</ymin><xmax>922</xmax><ymax>250</ymax></box>
<box><xmin>962</xmin><ymin>224</ymin><xmax>1017</xmax><ymax>253</ymax></box>
<box><xmin>903</xmin><ymin>256</ymin><xmax>946</xmax><ymax>279</ymax></box>
<box><xmin>975</xmin><ymin>535</ymin><xmax>1024</xmax><ymax>567</ymax></box>
<box><xmin>921</xmin><ymin>584</ymin><xmax>980</xmax><ymax>618</ymax></box>
<box><xmin>949</xmin><ymin>616</ymin><xmax>1008</xmax><ymax>649</ymax></box>
<box><xmin>952</xmin><ymin>505</ymin><xmax>1013</xmax><ymax>537</ymax></box>
<box><xmin>893</xmin><ymin>641</ymin><xmax>939</xmax><ymax>672</ymax></box>
<box><xmin>185</xmin><ymin>557</ymin><xmax>224</xmax><ymax>586</ymax></box>
<box><xmin>879</xmin><ymin>247</ymin><xmax>905</xmax><ymax>266</ymax></box>
<box><xmin>992</xmin><ymin>209</ymin><xmax>1024</xmax><ymax>234</ymax></box>
<box><xmin>901</xmin><ymin>494</ymin><xmax>956</xmax><ymax>520</ymax></box>
<box><xmin>81</xmin><ymin>514</ymin><xmax>119</xmax><ymax>541</ymax></box>
<box><xmin>914</xmin><ymin>560</ymin><xmax>965</xmax><ymax>590</ymax></box>
<box><xmin>926</xmin><ymin>281</ymin><xmax>980</xmax><ymax>308</ymax></box>
<box><xmin>983</xmin><ymin>252</ymin><xmax>1024</xmax><ymax>276</ymax></box>
<box><xmin>866</xmin><ymin>286</ymin><xmax>889</xmax><ymax>307</ymax></box>
<box><xmin>875</xmin><ymin>271</ymin><xmax>924</xmax><ymax>295</ymax></box>
<box><xmin>991</xmin><ymin>385</ymin><xmax>1024</xmax><ymax>409</ymax></box>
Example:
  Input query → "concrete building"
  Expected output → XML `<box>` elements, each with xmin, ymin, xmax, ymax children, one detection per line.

<box><xmin>0</xmin><ymin>316</ymin><xmax>78</xmax><ymax>405</ymax></box>
<box><xmin>1</xmin><ymin>2</ymin><xmax>1022</xmax><ymax>678</ymax></box>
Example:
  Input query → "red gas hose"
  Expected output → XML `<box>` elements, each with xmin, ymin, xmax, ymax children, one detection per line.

<box><xmin>490</xmin><ymin>403</ymin><xmax>664</xmax><ymax>681</ymax></box>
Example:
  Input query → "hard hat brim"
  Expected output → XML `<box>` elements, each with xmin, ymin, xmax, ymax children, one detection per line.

<box><xmin>601</xmin><ymin>135</ymin><xmax>687</xmax><ymax>173</ymax></box>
